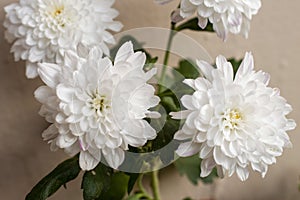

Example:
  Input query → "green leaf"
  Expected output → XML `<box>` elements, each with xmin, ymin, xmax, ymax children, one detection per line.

<box><xmin>160</xmin><ymin>96</ymin><xmax>180</xmax><ymax>113</ymax></box>
<box><xmin>174</xmin><ymin>59</ymin><xmax>200</xmax><ymax>80</ymax></box>
<box><xmin>126</xmin><ymin>193</ymin><xmax>144</xmax><ymax>200</ymax></box>
<box><xmin>98</xmin><ymin>172</ymin><xmax>130</xmax><ymax>200</ymax></box>
<box><xmin>81</xmin><ymin>163</ymin><xmax>113</xmax><ymax>200</ymax></box>
<box><xmin>182</xmin><ymin>198</ymin><xmax>193</xmax><ymax>200</ymax></box>
<box><xmin>166</xmin><ymin>59</ymin><xmax>198</xmax><ymax>103</ymax></box>
<box><xmin>25</xmin><ymin>155</ymin><xmax>81</xmax><ymax>200</ymax></box>
<box><xmin>228</xmin><ymin>58</ymin><xmax>243</xmax><ymax>78</ymax></box>
<box><xmin>158</xmin><ymin>58</ymin><xmax>200</xmax><ymax>113</ymax></box>
<box><xmin>298</xmin><ymin>176</ymin><xmax>300</xmax><ymax>191</ymax></box>
<box><xmin>151</xmin><ymin>117</ymin><xmax>181</xmax><ymax>165</ymax></box>
<box><xmin>176</xmin><ymin>18</ymin><xmax>214</xmax><ymax>32</ymax></box>
<box><xmin>175</xmin><ymin>154</ymin><xmax>218</xmax><ymax>185</ymax></box>
<box><xmin>152</xmin><ymin>117</ymin><xmax>180</xmax><ymax>151</ymax></box>
<box><xmin>175</xmin><ymin>154</ymin><xmax>201</xmax><ymax>185</ymax></box>
<box><xmin>127</xmin><ymin>173</ymin><xmax>139</xmax><ymax>194</ymax></box>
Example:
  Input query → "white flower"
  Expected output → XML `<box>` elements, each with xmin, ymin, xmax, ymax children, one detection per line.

<box><xmin>171</xmin><ymin>52</ymin><xmax>296</xmax><ymax>181</ymax></box>
<box><xmin>4</xmin><ymin>0</ymin><xmax>122</xmax><ymax>78</ymax></box>
<box><xmin>156</xmin><ymin>0</ymin><xmax>261</xmax><ymax>40</ymax></box>
<box><xmin>34</xmin><ymin>41</ymin><xmax>160</xmax><ymax>170</ymax></box>
<box><xmin>180</xmin><ymin>0</ymin><xmax>261</xmax><ymax>40</ymax></box>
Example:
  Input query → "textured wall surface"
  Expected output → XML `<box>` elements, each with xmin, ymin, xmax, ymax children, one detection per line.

<box><xmin>0</xmin><ymin>0</ymin><xmax>299</xmax><ymax>200</ymax></box>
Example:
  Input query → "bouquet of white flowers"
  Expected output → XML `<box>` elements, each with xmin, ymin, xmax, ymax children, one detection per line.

<box><xmin>3</xmin><ymin>0</ymin><xmax>297</xmax><ymax>199</ymax></box>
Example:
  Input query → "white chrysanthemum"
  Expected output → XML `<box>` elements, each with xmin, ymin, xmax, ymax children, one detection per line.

<box><xmin>180</xmin><ymin>0</ymin><xmax>261</xmax><ymax>40</ymax></box>
<box><xmin>34</xmin><ymin>41</ymin><xmax>160</xmax><ymax>170</ymax></box>
<box><xmin>156</xmin><ymin>0</ymin><xmax>261</xmax><ymax>40</ymax></box>
<box><xmin>4</xmin><ymin>0</ymin><xmax>122</xmax><ymax>78</ymax></box>
<box><xmin>171</xmin><ymin>52</ymin><xmax>296</xmax><ymax>181</ymax></box>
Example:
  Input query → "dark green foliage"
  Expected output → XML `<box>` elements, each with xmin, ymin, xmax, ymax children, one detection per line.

<box><xmin>82</xmin><ymin>164</ymin><xmax>130</xmax><ymax>200</ymax></box>
<box><xmin>127</xmin><ymin>173</ymin><xmax>139</xmax><ymax>194</ymax></box>
<box><xmin>81</xmin><ymin>163</ymin><xmax>113</xmax><ymax>200</ymax></box>
<box><xmin>175</xmin><ymin>154</ymin><xmax>201</xmax><ymax>185</ymax></box>
<box><xmin>176</xmin><ymin>18</ymin><xmax>214</xmax><ymax>32</ymax></box>
<box><xmin>182</xmin><ymin>198</ymin><xmax>193</xmax><ymax>200</ymax></box>
<box><xmin>25</xmin><ymin>155</ymin><xmax>81</xmax><ymax>200</ymax></box>
<box><xmin>174</xmin><ymin>59</ymin><xmax>200</xmax><ymax>80</ymax></box>
<box><xmin>175</xmin><ymin>154</ymin><xmax>218</xmax><ymax>185</ymax></box>
<box><xmin>228</xmin><ymin>58</ymin><xmax>243</xmax><ymax>78</ymax></box>
<box><xmin>98</xmin><ymin>172</ymin><xmax>130</xmax><ymax>200</ymax></box>
<box><xmin>201</xmin><ymin>167</ymin><xmax>218</xmax><ymax>184</ymax></box>
<box><xmin>127</xmin><ymin>194</ymin><xmax>144</xmax><ymax>200</ymax></box>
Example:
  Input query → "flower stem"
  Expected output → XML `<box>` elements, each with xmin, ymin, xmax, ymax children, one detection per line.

<box><xmin>151</xmin><ymin>170</ymin><xmax>161</xmax><ymax>200</ymax></box>
<box><xmin>138</xmin><ymin>174</ymin><xmax>153</xmax><ymax>200</ymax></box>
<box><xmin>159</xmin><ymin>23</ymin><xmax>176</xmax><ymax>93</ymax></box>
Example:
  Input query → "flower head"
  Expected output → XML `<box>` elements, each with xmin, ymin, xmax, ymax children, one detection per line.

<box><xmin>181</xmin><ymin>0</ymin><xmax>261</xmax><ymax>40</ymax></box>
<box><xmin>156</xmin><ymin>0</ymin><xmax>261</xmax><ymax>40</ymax></box>
<box><xmin>171</xmin><ymin>52</ymin><xmax>296</xmax><ymax>181</ymax></box>
<box><xmin>4</xmin><ymin>0</ymin><xmax>123</xmax><ymax>78</ymax></box>
<box><xmin>34</xmin><ymin>41</ymin><xmax>160</xmax><ymax>170</ymax></box>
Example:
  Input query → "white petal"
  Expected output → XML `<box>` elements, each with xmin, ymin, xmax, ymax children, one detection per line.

<box><xmin>183</xmin><ymin>79</ymin><xmax>196</xmax><ymax>89</ymax></box>
<box><xmin>174</xmin><ymin>130</ymin><xmax>192</xmax><ymax>140</ymax></box>
<box><xmin>180</xmin><ymin>0</ymin><xmax>197</xmax><ymax>18</ymax></box>
<box><xmin>196</xmin><ymin>60</ymin><xmax>214</xmax><ymax>81</ymax></box>
<box><xmin>56</xmin><ymin>84</ymin><xmax>76</xmax><ymax>103</ymax></box>
<box><xmin>38</xmin><ymin>63</ymin><xmax>61</xmax><ymax>88</ymax></box>
<box><xmin>236</xmin><ymin>166</ymin><xmax>249</xmax><ymax>181</ymax></box>
<box><xmin>170</xmin><ymin>110</ymin><xmax>191</xmax><ymax>119</ymax></box>
<box><xmin>213</xmin><ymin>147</ymin><xmax>231</xmax><ymax>169</ymax></box>
<box><xmin>216</xmin><ymin>55</ymin><xmax>233</xmax><ymax>82</ymax></box>
<box><xmin>176</xmin><ymin>141</ymin><xmax>201</xmax><ymax>157</ymax></box>
<box><xmin>235</xmin><ymin>52</ymin><xmax>254</xmax><ymax>82</ymax></box>
<box><xmin>200</xmin><ymin>158</ymin><xmax>216</xmax><ymax>177</ymax></box>
<box><xmin>181</xmin><ymin>95</ymin><xmax>196</xmax><ymax>110</ymax></box>
<box><xmin>34</xmin><ymin>86</ymin><xmax>54</xmax><ymax>104</ymax></box>
<box><xmin>25</xmin><ymin>62</ymin><xmax>39</xmax><ymax>78</ymax></box>
<box><xmin>198</xmin><ymin>17</ymin><xmax>208</xmax><ymax>29</ymax></box>
<box><xmin>200</xmin><ymin>144</ymin><xmax>212</xmax><ymax>159</ymax></box>
<box><xmin>127</xmin><ymin>51</ymin><xmax>146</xmax><ymax>69</ymax></box>
<box><xmin>114</xmin><ymin>41</ymin><xmax>134</xmax><ymax>64</ymax></box>
<box><xmin>79</xmin><ymin>149</ymin><xmax>101</xmax><ymax>171</ymax></box>
<box><xmin>103</xmin><ymin>148</ymin><xmax>125</xmax><ymax>169</ymax></box>
<box><xmin>42</xmin><ymin>124</ymin><xmax>58</xmax><ymax>141</ymax></box>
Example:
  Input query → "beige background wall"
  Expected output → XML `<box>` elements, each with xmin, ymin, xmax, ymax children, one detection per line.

<box><xmin>0</xmin><ymin>0</ymin><xmax>299</xmax><ymax>200</ymax></box>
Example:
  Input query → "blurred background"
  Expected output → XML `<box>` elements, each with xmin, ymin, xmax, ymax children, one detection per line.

<box><xmin>0</xmin><ymin>0</ymin><xmax>299</xmax><ymax>199</ymax></box>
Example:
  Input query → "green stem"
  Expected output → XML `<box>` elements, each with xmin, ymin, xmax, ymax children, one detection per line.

<box><xmin>137</xmin><ymin>174</ymin><xmax>153</xmax><ymax>200</ymax></box>
<box><xmin>151</xmin><ymin>170</ymin><xmax>161</xmax><ymax>200</ymax></box>
<box><xmin>159</xmin><ymin>23</ymin><xmax>176</xmax><ymax>93</ymax></box>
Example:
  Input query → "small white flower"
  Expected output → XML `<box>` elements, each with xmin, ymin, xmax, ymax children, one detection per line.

<box><xmin>180</xmin><ymin>0</ymin><xmax>261</xmax><ymax>40</ymax></box>
<box><xmin>4</xmin><ymin>0</ymin><xmax>123</xmax><ymax>78</ymax></box>
<box><xmin>34</xmin><ymin>41</ymin><xmax>160</xmax><ymax>170</ymax></box>
<box><xmin>155</xmin><ymin>0</ymin><xmax>261</xmax><ymax>40</ymax></box>
<box><xmin>171</xmin><ymin>52</ymin><xmax>296</xmax><ymax>181</ymax></box>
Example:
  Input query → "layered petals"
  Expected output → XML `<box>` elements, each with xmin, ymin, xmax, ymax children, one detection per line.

<box><xmin>35</xmin><ymin>41</ymin><xmax>160</xmax><ymax>170</ymax></box>
<box><xmin>4</xmin><ymin>0</ymin><xmax>123</xmax><ymax>78</ymax></box>
<box><xmin>171</xmin><ymin>52</ymin><xmax>296</xmax><ymax>181</ymax></box>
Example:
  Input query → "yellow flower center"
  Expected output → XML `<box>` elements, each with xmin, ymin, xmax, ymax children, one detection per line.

<box><xmin>54</xmin><ymin>8</ymin><xmax>63</xmax><ymax>16</ymax></box>
<box><xmin>90</xmin><ymin>92</ymin><xmax>110</xmax><ymax>113</ymax></box>
<box><xmin>223</xmin><ymin>108</ymin><xmax>243</xmax><ymax>129</ymax></box>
